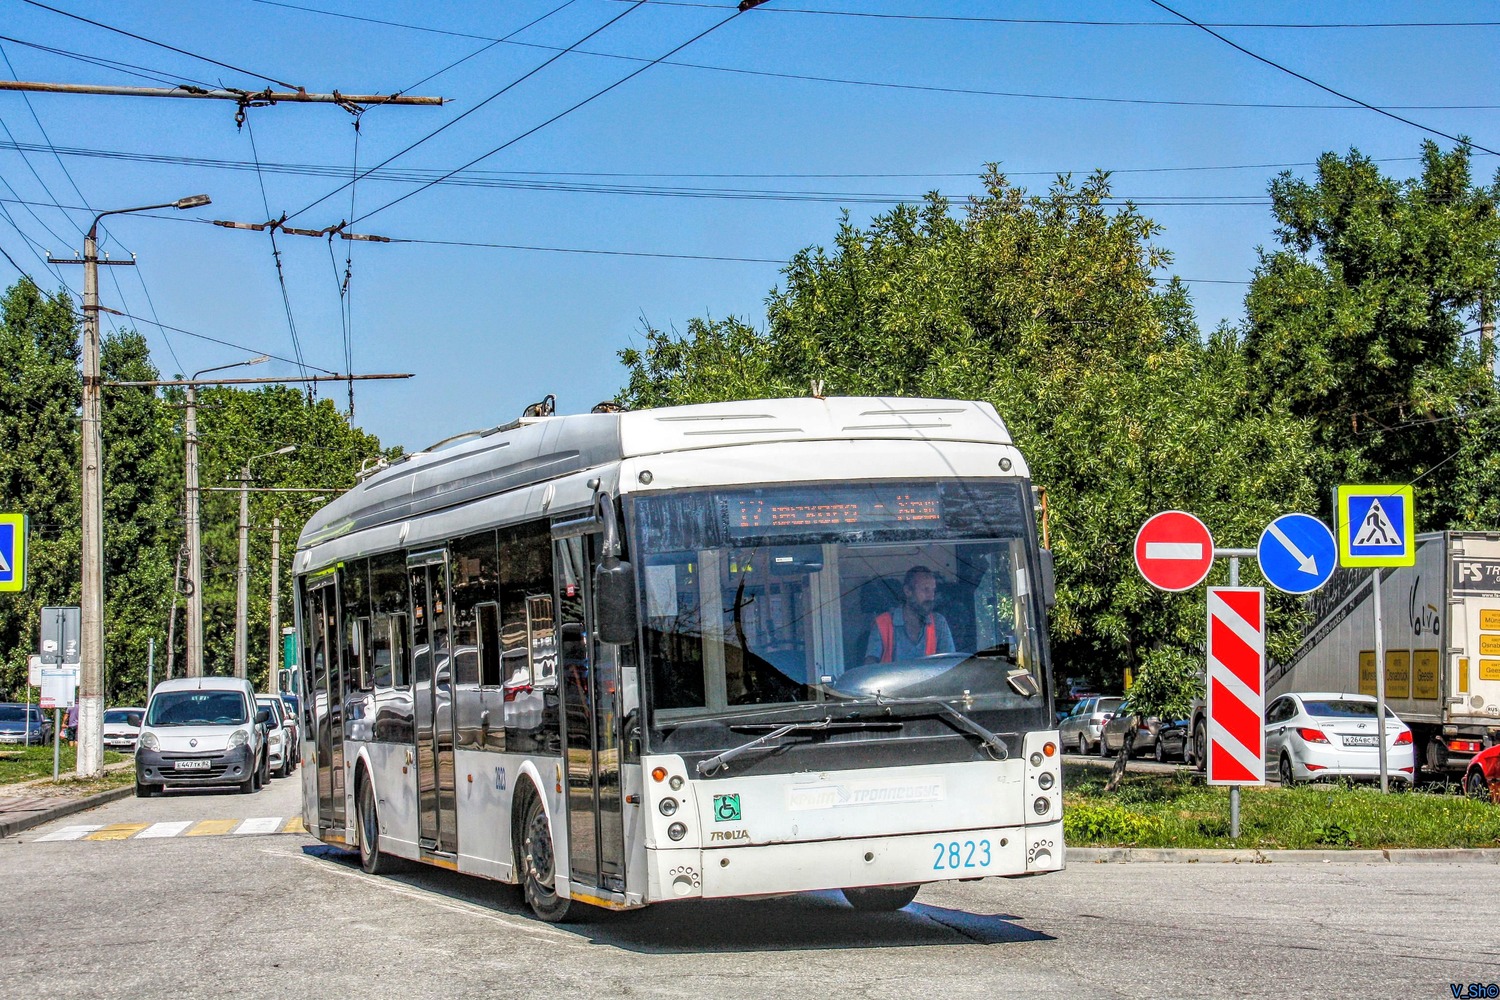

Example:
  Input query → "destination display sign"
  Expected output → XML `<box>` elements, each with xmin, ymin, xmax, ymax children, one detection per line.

<box><xmin>730</xmin><ymin>488</ymin><xmax>940</xmax><ymax>534</ymax></box>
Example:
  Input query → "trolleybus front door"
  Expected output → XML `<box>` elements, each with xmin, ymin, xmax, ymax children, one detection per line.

<box><xmin>556</xmin><ymin>535</ymin><xmax>626</xmax><ymax>893</ymax></box>
<box><xmin>304</xmin><ymin>575</ymin><xmax>345</xmax><ymax>832</ymax></box>
<box><xmin>409</xmin><ymin>551</ymin><xmax>458</xmax><ymax>855</ymax></box>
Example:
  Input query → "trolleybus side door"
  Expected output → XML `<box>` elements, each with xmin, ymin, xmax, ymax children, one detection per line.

<box><xmin>408</xmin><ymin>549</ymin><xmax>458</xmax><ymax>855</ymax></box>
<box><xmin>303</xmin><ymin>573</ymin><xmax>345</xmax><ymax>832</ymax></box>
<box><xmin>555</xmin><ymin>533</ymin><xmax>627</xmax><ymax>894</ymax></box>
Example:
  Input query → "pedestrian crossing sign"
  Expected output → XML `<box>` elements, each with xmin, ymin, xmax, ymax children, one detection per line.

<box><xmin>1336</xmin><ymin>485</ymin><xmax>1415</xmax><ymax>568</ymax></box>
<box><xmin>0</xmin><ymin>514</ymin><xmax>26</xmax><ymax>593</ymax></box>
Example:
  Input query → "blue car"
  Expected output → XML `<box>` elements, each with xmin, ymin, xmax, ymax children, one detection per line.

<box><xmin>0</xmin><ymin>703</ymin><xmax>52</xmax><ymax>745</ymax></box>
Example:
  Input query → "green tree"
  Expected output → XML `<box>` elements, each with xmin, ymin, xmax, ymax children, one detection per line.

<box><xmin>1242</xmin><ymin>142</ymin><xmax>1500</xmax><ymax>528</ymax></box>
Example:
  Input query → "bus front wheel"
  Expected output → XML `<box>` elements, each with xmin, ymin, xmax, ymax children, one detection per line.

<box><xmin>357</xmin><ymin>772</ymin><xmax>393</xmax><ymax>876</ymax></box>
<box><xmin>842</xmin><ymin>885</ymin><xmax>920</xmax><ymax>912</ymax></box>
<box><xmin>519</xmin><ymin>791</ymin><xmax>573</xmax><ymax>923</ymax></box>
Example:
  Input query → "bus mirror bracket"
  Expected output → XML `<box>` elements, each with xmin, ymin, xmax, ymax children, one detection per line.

<box><xmin>1038</xmin><ymin>549</ymin><xmax>1057</xmax><ymax>608</ymax></box>
<box><xmin>593</xmin><ymin>490</ymin><xmax>638</xmax><ymax>645</ymax></box>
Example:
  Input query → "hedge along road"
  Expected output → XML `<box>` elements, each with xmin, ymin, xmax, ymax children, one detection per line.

<box><xmin>3</xmin><ymin>775</ymin><xmax>1496</xmax><ymax>999</ymax></box>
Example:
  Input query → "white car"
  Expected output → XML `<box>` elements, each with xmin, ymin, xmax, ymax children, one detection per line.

<box><xmin>255</xmin><ymin>695</ymin><xmax>294</xmax><ymax>778</ymax></box>
<box><xmin>102</xmin><ymin>707</ymin><xmax>144</xmax><ymax>753</ymax></box>
<box><xmin>135</xmin><ymin>677</ymin><xmax>269</xmax><ymax>796</ymax></box>
<box><xmin>1265</xmin><ymin>692</ymin><xmax>1415</xmax><ymax>786</ymax></box>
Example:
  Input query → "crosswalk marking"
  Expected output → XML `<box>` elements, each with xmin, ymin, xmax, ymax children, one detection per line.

<box><xmin>233</xmin><ymin>816</ymin><xmax>284</xmax><ymax>836</ymax></box>
<box><xmin>136</xmin><ymin>821</ymin><xmax>194</xmax><ymax>839</ymax></box>
<box><xmin>85</xmin><ymin>823</ymin><xmax>150</xmax><ymax>841</ymax></box>
<box><xmin>31</xmin><ymin>816</ymin><xmax>309</xmax><ymax>843</ymax></box>
<box><xmin>35</xmin><ymin>825</ymin><xmax>101</xmax><ymax>842</ymax></box>
<box><xmin>186</xmin><ymin>819</ymin><xmax>240</xmax><ymax>837</ymax></box>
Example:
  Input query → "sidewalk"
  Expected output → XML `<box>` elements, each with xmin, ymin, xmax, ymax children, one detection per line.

<box><xmin>0</xmin><ymin>762</ymin><xmax>135</xmax><ymax>839</ymax></box>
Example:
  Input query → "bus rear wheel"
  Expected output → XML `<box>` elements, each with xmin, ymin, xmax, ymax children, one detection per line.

<box><xmin>519</xmin><ymin>791</ymin><xmax>573</xmax><ymax>923</ymax></box>
<box><xmin>842</xmin><ymin>885</ymin><xmax>920</xmax><ymax>912</ymax></box>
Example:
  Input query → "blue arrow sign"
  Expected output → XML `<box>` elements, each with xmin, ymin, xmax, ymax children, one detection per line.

<box><xmin>0</xmin><ymin>514</ymin><xmax>26</xmax><ymax>593</ymax></box>
<box><xmin>1257</xmin><ymin>513</ymin><xmax>1337</xmax><ymax>594</ymax></box>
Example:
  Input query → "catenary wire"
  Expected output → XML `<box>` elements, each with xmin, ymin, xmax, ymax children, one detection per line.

<box><xmin>1145</xmin><ymin>0</ymin><xmax>1500</xmax><ymax>158</ymax></box>
<box><xmin>284</xmin><ymin>0</ymin><xmax>638</xmax><ymax>224</ymax></box>
<box><xmin>0</xmin><ymin>33</ymin><xmax>219</xmax><ymax>89</ymax></box>
<box><xmin>18</xmin><ymin>0</ymin><xmax>301</xmax><ymax>89</ymax></box>
<box><xmin>396</xmin><ymin>0</ymin><xmax>581</xmax><ymax>96</ymax></box>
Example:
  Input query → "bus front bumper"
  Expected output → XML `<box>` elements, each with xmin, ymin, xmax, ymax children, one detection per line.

<box><xmin>646</xmin><ymin>819</ymin><xmax>1064</xmax><ymax>901</ymax></box>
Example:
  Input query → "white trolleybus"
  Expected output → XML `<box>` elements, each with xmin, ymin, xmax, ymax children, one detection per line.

<box><xmin>293</xmin><ymin>396</ymin><xmax>1063</xmax><ymax>921</ymax></box>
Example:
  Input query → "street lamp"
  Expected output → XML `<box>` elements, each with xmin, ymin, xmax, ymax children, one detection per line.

<box><xmin>76</xmin><ymin>194</ymin><xmax>210</xmax><ymax>779</ymax></box>
<box><xmin>183</xmin><ymin>354</ymin><xmax>267</xmax><ymax>679</ymax></box>
<box><xmin>235</xmin><ymin>445</ymin><xmax>296</xmax><ymax>679</ymax></box>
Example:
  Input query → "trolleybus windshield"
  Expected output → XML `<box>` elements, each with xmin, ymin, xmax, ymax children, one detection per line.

<box><xmin>630</xmin><ymin>479</ymin><xmax>1050</xmax><ymax>755</ymax></box>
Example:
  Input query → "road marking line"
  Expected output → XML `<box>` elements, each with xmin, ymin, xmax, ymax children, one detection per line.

<box><xmin>282</xmin><ymin>816</ymin><xmax>307</xmax><ymax>834</ymax></box>
<box><xmin>234</xmin><ymin>816</ymin><xmax>284</xmax><ymax>835</ymax></box>
<box><xmin>34</xmin><ymin>824</ymin><xmax>101</xmax><ymax>842</ymax></box>
<box><xmin>185</xmin><ymin>819</ymin><xmax>239</xmax><ymax>837</ymax></box>
<box><xmin>136</xmin><ymin>821</ymin><xmax>194</xmax><ymax>839</ymax></box>
<box><xmin>85</xmin><ymin>822</ymin><xmax>150</xmax><ymax>841</ymax></box>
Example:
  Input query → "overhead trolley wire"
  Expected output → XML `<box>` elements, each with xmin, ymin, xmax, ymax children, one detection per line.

<box><xmin>351</xmin><ymin>5</ymin><xmax>778</xmax><ymax>227</ymax></box>
<box><xmin>0</xmin><ymin>33</ymin><xmax>219</xmax><ymax>89</ymax></box>
<box><xmin>102</xmin><ymin>308</ymin><xmax>340</xmax><ymax>375</ymax></box>
<box><xmin>18</xmin><ymin>0</ymin><xmax>302</xmax><ymax>90</ymax></box>
<box><xmin>1146</xmin><ymin>0</ymin><xmax>1500</xmax><ymax>158</ymax></box>
<box><xmin>243</xmin><ymin>112</ymin><xmax>312</xmax><ymax>383</ymax></box>
<box><xmin>283</xmin><ymin>0</ymin><xmax>633</xmax><ymax>224</ymax></box>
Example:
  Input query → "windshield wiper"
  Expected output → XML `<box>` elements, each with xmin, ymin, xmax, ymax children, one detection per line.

<box><xmin>696</xmin><ymin>717</ymin><xmax>833</xmax><ymax>776</ymax></box>
<box><xmin>833</xmin><ymin>696</ymin><xmax>1011</xmax><ymax>760</ymax></box>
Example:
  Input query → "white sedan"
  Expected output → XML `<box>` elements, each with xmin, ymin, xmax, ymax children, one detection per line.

<box><xmin>1264</xmin><ymin>693</ymin><xmax>1415</xmax><ymax>786</ymax></box>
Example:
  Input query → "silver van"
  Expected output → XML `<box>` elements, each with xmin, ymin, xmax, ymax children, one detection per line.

<box><xmin>135</xmin><ymin>677</ymin><xmax>269</xmax><ymax>796</ymax></box>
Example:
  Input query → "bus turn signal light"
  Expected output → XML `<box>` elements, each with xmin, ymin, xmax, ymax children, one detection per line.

<box><xmin>652</xmin><ymin>767</ymin><xmax>668</xmax><ymax>783</ymax></box>
<box><xmin>1043</xmin><ymin>742</ymin><xmax>1056</xmax><ymax>757</ymax></box>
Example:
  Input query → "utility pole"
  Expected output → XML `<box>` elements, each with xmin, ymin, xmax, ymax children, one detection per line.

<box><xmin>50</xmin><ymin>194</ymin><xmax>210</xmax><ymax>778</ymax></box>
<box><xmin>165</xmin><ymin>545</ymin><xmax>182</xmax><ymax>681</ymax></box>
<box><xmin>236</xmin><ymin>446</ymin><xmax>296</xmax><ymax>679</ymax></box>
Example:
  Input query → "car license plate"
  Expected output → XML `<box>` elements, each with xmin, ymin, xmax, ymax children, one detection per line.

<box><xmin>1342</xmin><ymin>735</ymin><xmax>1378</xmax><ymax>747</ymax></box>
<box><xmin>174</xmin><ymin>759</ymin><xmax>211</xmax><ymax>770</ymax></box>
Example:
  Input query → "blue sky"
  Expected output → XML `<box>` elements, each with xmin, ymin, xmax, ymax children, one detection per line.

<box><xmin>1</xmin><ymin>1</ymin><xmax>1496</xmax><ymax>450</ymax></box>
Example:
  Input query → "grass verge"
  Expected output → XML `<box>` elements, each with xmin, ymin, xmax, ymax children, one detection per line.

<box><xmin>1063</xmin><ymin>763</ymin><xmax>1500</xmax><ymax>850</ymax></box>
<box><xmin>0</xmin><ymin>746</ymin><xmax>127</xmax><ymax>786</ymax></box>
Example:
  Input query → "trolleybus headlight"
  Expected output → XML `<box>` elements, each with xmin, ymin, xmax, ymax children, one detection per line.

<box><xmin>667</xmin><ymin>822</ymin><xmax>687</xmax><ymax>841</ymax></box>
<box><xmin>659</xmin><ymin>798</ymin><xmax>678</xmax><ymax>816</ymax></box>
<box><xmin>668</xmin><ymin>775</ymin><xmax>684</xmax><ymax>791</ymax></box>
<box><xmin>1038</xmin><ymin>772</ymin><xmax>1055</xmax><ymax>790</ymax></box>
<box><xmin>1034</xmin><ymin>796</ymin><xmax>1050</xmax><ymax>815</ymax></box>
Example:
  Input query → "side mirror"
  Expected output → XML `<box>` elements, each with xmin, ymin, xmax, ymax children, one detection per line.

<box><xmin>595</xmin><ymin>556</ymin><xmax>639</xmax><ymax>645</ymax></box>
<box><xmin>1038</xmin><ymin>548</ymin><xmax>1057</xmax><ymax>608</ymax></box>
<box><xmin>254</xmin><ymin>709</ymin><xmax>270</xmax><ymax>724</ymax></box>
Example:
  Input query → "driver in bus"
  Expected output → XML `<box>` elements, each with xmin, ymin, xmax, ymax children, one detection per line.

<box><xmin>864</xmin><ymin>565</ymin><xmax>956</xmax><ymax>663</ymax></box>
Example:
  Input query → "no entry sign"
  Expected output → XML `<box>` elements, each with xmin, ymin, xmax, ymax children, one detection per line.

<box><xmin>1134</xmin><ymin>511</ymin><xmax>1215</xmax><ymax>591</ymax></box>
<box><xmin>1206</xmin><ymin>586</ymin><xmax>1266</xmax><ymax>786</ymax></box>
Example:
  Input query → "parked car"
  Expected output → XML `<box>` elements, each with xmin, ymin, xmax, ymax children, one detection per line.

<box><xmin>1265</xmin><ymin>692</ymin><xmax>1415</xmax><ymax>786</ymax></box>
<box><xmin>1153</xmin><ymin>719</ymin><xmax>1191</xmax><ymax>762</ymax></box>
<box><xmin>1058</xmin><ymin>696</ymin><xmax>1122</xmax><ymax>755</ymax></box>
<box><xmin>1099</xmin><ymin>700</ymin><xmax>1164</xmax><ymax>757</ymax></box>
<box><xmin>135</xmin><ymin>677</ymin><xmax>269</xmax><ymax>797</ymax></box>
<box><xmin>102</xmin><ymin>707</ymin><xmax>144</xmax><ymax>754</ymax></box>
<box><xmin>255</xmin><ymin>695</ymin><xmax>294</xmax><ymax>778</ymax></box>
<box><xmin>1463</xmin><ymin>743</ymin><xmax>1500</xmax><ymax>803</ymax></box>
<box><xmin>0</xmin><ymin>703</ymin><xmax>51</xmax><ymax>745</ymax></box>
<box><xmin>273</xmin><ymin>694</ymin><xmax>300</xmax><ymax>768</ymax></box>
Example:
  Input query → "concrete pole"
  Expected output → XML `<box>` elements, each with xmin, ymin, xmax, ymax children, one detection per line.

<box><xmin>184</xmin><ymin>383</ymin><xmax>203</xmax><ymax>677</ymax></box>
<box><xmin>147</xmin><ymin>637</ymin><xmax>154</xmax><ymax>695</ymax></box>
<box><xmin>76</xmin><ymin>224</ymin><xmax>105</xmax><ymax>778</ymax></box>
<box><xmin>268</xmin><ymin>517</ymin><xmax>281</xmax><ymax>694</ymax></box>
<box><xmin>234</xmin><ymin>468</ymin><xmax>251</xmax><ymax>679</ymax></box>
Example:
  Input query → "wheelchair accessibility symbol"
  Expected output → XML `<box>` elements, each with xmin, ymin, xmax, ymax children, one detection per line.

<box><xmin>713</xmin><ymin>793</ymin><xmax>742</xmax><ymax>822</ymax></box>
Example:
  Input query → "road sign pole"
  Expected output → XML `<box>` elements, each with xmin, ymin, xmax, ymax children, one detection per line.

<box><xmin>52</xmin><ymin>708</ymin><xmax>60</xmax><ymax>780</ymax></box>
<box><xmin>1373</xmin><ymin>568</ymin><xmax>1388</xmax><ymax>793</ymax></box>
<box><xmin>1228</xmin><ymin>555</ymin><xmax>1240</xmax><ymax>838</ymax></box>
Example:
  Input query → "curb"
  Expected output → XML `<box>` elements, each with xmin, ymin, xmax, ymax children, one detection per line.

<box><xmin>0</xmin><ymin>785</ymin><xmax>134</xmax><ymax>840</ymax></box>
<box><xmin>1068</xmin><ymin>846</ymin><xmax>1500</xmax><ymax>864</ymax></box>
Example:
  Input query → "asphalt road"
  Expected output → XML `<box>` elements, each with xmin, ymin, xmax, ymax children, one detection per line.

<box><xmin>2</xmin><ymin>768</ymin><xmax>1495</xmax><ymax>1000</ymax></box>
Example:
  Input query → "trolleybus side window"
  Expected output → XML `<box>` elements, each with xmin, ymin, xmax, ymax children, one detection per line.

<box><xmin>499</xmin><ymin>521</ymin><xmax>558</xmax><ymax>686</ymax></box>
<box><xmin>476</xmin><ymin>603</ymin><xmax>502</xmax><ymax>687</ymax></box>
<box><xmin>341</xmin><ymin>559</ymin><xmax>370</xmax><ymax>692</ymax></box>
<box><xmin>369</xmin><ymin>552</ymin><xmax>411</xmax><ymax>689</ymax></box>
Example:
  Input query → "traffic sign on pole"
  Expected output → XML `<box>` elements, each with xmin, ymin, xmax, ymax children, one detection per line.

<box><xmin>1206</xmin><ymin>586</ymin><xmax>1266</xmax><ymax>786</ymax></box>
<box><xmin>1257</xmin><ymin>513</ymin><xmax>1337</xmax><ymax>594</ymax></box>
<box><xmin>1336</xmin><ymin>485</ymin><xmax>1415</xmax><ymax>568</ymax></box>
<box><xmin>0</xmin><ymin>513</ymin><xmax>27</xmax><ymax>593</ymax></box>
<box><xmin>1134</xmin><ymin>510</ymin><xmax>1215</xmax><ymax>591</ymax></box>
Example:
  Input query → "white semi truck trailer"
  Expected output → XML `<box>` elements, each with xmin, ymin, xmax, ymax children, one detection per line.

<box><xmin>1191</xmin><ymin>531</ymin><xmax>1500</xmax><ymax>778</ymax></box>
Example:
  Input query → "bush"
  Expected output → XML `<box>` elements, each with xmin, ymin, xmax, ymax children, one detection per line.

<box><xmin>1065</xmin><ymin>802</ymin><xmax>1162</xmax><ymax>844</ymax></box>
